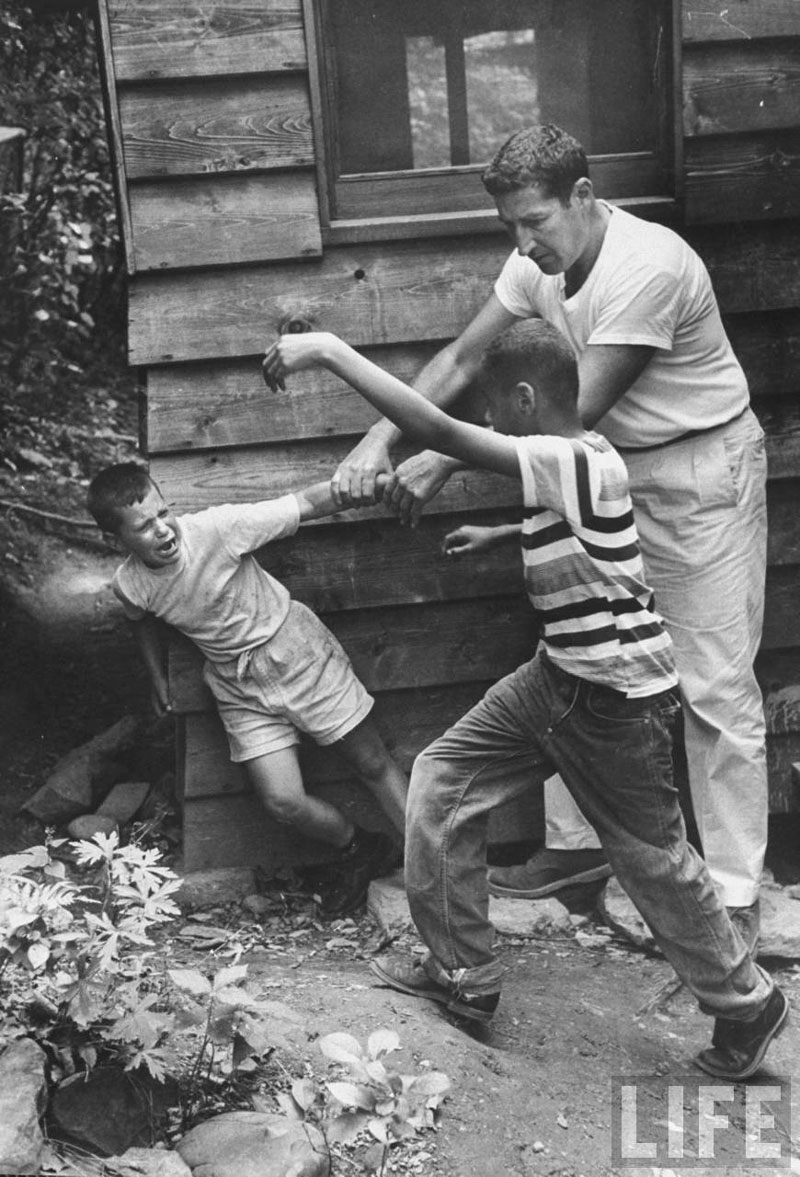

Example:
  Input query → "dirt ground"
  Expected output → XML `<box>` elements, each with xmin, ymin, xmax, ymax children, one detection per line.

<box><xmin>1</xmin><ymin>534</ymin><xmax>800</xmax><ymax>1177</ymax></box>
<box><xmin>2</xmin><ymin>374</ymin><xmax>800</xmax><ymax>1175</ymax></box>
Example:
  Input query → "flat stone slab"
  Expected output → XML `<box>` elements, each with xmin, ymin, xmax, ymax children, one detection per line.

<box><xmin>368</xmin><ymin>869</ymin><xmax>576</xmax><ymax>939</ymax></box>
<box><xmin>598</xmin><ymin>875</ymin><xmax>800</xmax><ymax>959</ymax></box>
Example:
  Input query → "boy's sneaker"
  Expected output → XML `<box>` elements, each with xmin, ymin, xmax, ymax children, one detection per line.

<box><xmin>694</xmin><ymin>985</ymin><xmax>789</xmax><ymax>1081</ymax></box>
<box><xmin>488</xmin><ymin>847</ymin><xmax>612</xmax><ymax>899</ymax></box>
<box><xmin>370</xmin><ymin>955</ymin><xmax>499</xmax><ymax>1024</ymax></box>
<box><xmin>318</xmin><ymin>827</ymin><xmax>399</xmax><ymax>920</ymax></box>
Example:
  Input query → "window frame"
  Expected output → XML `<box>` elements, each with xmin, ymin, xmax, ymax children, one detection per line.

<box><xmin>302</xmin><ymin>0</ymin><xmax>682</xmax><ymax>245</ymax></box>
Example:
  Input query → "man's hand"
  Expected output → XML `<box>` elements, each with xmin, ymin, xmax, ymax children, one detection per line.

<box><xmin>441</xmin><ymin>524</ymin><xmax>498</xmax><ymax>558</ymax></box>
<box><xmin>332</xmin><ymin>432</ymin><xmax>395</xmax><ymax>508</ymax></box>
<box><xmin>383</xmin><ymin>450</ymin><xmax>459</xmax><ymax>528</ymax></box>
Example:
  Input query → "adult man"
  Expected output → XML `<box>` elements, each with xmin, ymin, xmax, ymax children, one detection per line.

<box><xmin>333</xmin><ymin>124</ymin><xmax>768</xmax><ymax>946</ymax></box>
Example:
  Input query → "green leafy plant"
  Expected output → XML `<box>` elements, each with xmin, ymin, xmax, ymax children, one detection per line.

<box><xmin>0</xmin><ymin>3</ymin><xmax>124</xmax><ymax>384</ymax></box>
<box><xmin>0</xmin><ymin>832</ymin><xmax>181</xmax><ymax>1080</ymax></box>
<box><xmin>278</xmin><ymin>1029</ymin><xmax>451</xmax><ymax>1175</ymax></box>
<box><xmin>168</xmin><ymin>963</ymin><xmax>304</xmax><ymax>1126</ymax></box>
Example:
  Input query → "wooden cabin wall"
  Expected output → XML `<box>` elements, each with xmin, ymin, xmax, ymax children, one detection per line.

<box><xmin>96</xmin><ymin>0</ymin><xmax>800</xmax><ymax>874</ymax></box>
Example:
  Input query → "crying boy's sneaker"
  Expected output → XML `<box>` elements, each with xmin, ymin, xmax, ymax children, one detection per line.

<box><xmin>370</xmin><ymin>954</ymin><xmax>499</xmax><ymax>1024</ymax></box>
<box><xmin>318</xmin><ymin>827</ymin><xmax>399</xmax><ymax>920</ymax></box>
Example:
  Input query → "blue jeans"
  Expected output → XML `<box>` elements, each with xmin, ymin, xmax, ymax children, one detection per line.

<box><xmin>405</xmin><ymin>649</ymin><xmax>772</xmax><ymax>1018</ymax></box>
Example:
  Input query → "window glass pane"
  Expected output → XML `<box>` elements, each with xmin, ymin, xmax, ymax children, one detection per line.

<box><xmin>328</xmin><ymin>0</ymin><xmax>668</xmax><ymax>177</ymax></box>
<box><xmin>465</xmin><ymin>29</ymin><xmax>538</xmax><ymax>164</ymax></box>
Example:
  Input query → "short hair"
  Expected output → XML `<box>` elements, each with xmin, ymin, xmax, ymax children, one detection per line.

<box><xmin>482</xmin><ymin>124</ymin><xmax>588</xmax><ymax>205</ymax></box>
<box><xmin>481</xmin><ymin>319</ymin><xmax>578</xmax><ymax>406</ymax></box>
<box><xmin>87</xmin><ymin>462</ymin><xmax>155</xmax><ymax>533</ymax></box>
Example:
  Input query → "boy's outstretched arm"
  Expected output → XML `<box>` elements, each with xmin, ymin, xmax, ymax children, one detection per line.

<box><xmin>294</xmin><ymin>473</ymin><xmax>389</xmax><ymax>522</ymax></box>
<box><xmin>263</xmin><ymin>333</ymin><xmax>519</xmax><ymax>480</ymax></box>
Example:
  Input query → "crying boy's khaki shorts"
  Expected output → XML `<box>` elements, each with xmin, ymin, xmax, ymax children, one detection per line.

<box><xmin>202</xmin><ymin>601</ymin><xmax>373</xmax><ymax>762</ymax></box>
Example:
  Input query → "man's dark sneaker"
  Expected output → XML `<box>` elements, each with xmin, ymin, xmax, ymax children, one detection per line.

<box><xmin>727</xmin><ymin>899</ymin><xmax>760</xmax><ymax>957</ymax></box>
<box><xmin>370</xmin><ymin>955</ymin><xmax>499</xmax><ymax>1024</ymax></box>
<box><xmin>318</xmin><ymin>827</ymin><xmax>399</xmax><ymax>920</ymax></box>
<box><xmin>694</xmin><ymin>985</ymin><xmax>789</xmax><ymax>1081</ymax></box>
<box><xmin>488</xmin><ymin>847</ymin><xmax>612</xmax><ymax>899</ymax></box>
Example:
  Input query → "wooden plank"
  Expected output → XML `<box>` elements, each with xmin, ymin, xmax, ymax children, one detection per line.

<box><xmin>685</xmin><ymin>220</ymin><xmax>800</xmax><ymax>315</ymax></box>
<box><xmin>148</xmin><ymin>443</ymin><xmax>520</xmax><ymax>516</ymax></box>
<box><xmin>225</xmin><ymin>508</ymin><xmax>522</xmax><ymax>614</ymax></box>
<box><xmin>683</xmin><ymin>43</ymin><xmax>800</xmax><ymax>137</ymax></box>
<box><xmin>683</xmin><ymin>0</ymin><xmax>800</xmax><ymax>44</ymax></box>
<box><xmin>325</xmin><ymin>198</ymin><xmax>677</xmax><ymax>248</ymax></box>
<box><xmin>168</xmin><ymin>596</ymin><xmax>539</xmax><ymax>712</ymax></box>
<box><xmin>146</xmin><ymin>342</ymin><xmax>443</xmax><ymax>452</ymax></box>
<box><xmin>128</xmin><ymin>235</ymin><xmax>507</xmax><ymax>365</ymax></box>
<box><xmin>106</xmin><ymin>0</ymin><xmax>307</xmax><ymax>81</ymax></box>
<box><xmin>725</xmin><ymin>309</ymin><xmax>800</xmax><ymax>399</ymax></box>
<box><xmin>128</xmin><ymin>223</ymin><xmax>800</xmax><ymax>366</ymax></box>
<box><xmin>334</xmin><ymin>155</ymin><xmax>667</xmax><ymax>220</ymax></box>
<box><xmin>685</xmin><ymin>130</ymin><xmax>800</xmax><ymax>223</ymax></box>
<box><xmin>129</xmin><ymin>172</ymin><xmax>321</xmax><ymax>271</ymax></box>
<box><xmin>119</xmin><ymin>76</ymin><xmax>313</xmax><ymax>179</ymax></box>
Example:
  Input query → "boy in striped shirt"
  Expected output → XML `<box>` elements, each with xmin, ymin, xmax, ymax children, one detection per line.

<box><xmin>262</xmin><ymin>319</ymin><xmax>787</xmax><ymax>1080</ymax></box>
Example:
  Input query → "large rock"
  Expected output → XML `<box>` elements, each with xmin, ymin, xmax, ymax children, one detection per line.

<box><xmin>105</xmin><ymin>1146</ymin><xmax>192</xmax><ymax>1177</ymax></box>
<box><xmin>177</xmin><ymin>1111</ymin><xmax>329</xmax><ymax>1177</ymax></box>
<box><xmin>47</xmin><ymin>1066</ymin><xmax>178</xmax><ymax>1157</ymax></box>
<box><xmin>0</xmin><ymin>1038</ymin><xmax>47</xmax><ymax>1175</ymax></box>
<box><xmin>368</xmin><ymin>869</ymin><xmax>575</xmax><ymax>939</ymax></box>
<box><xmin>23</xmin><ymin>716</ymin><xmax>140</xmax><ymax>823</ymax></box>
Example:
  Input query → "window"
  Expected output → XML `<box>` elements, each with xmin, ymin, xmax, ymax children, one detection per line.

<box><xmin>312</xmin><ymin>0</ymin><xmax>674</xmax><ymax>226</ymax></box>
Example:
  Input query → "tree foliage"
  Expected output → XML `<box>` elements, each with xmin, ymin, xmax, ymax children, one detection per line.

<box><xmin>0</xmin><ymin>2</ymin><xmax>125</xmax><ymax>385</ymax></box>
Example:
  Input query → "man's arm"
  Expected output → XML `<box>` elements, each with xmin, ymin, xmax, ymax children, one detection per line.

<box><xmin>331</xmin><ymin>293</ymin><xmax>521</xmax><ymax>513</ymax></box>
<box><xmin>130</xmin><ymin>614</ymin><xmax>171</xmax><ymax>715</ymax></box>
<box><xmin>263</xmin><ymin>333</ymin><xmax>520</xmax><ymax>479</ymax></box>
<box><xmin>578</xmin><ymin>343</ymin><xmax>656</xmax><ymax>427</ymax></box>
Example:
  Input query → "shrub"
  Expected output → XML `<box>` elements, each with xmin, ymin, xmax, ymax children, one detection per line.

<box><xmin>0</xmin><ymin>2</ymin><xmax>125</xmax><ymax>384</ymax></box>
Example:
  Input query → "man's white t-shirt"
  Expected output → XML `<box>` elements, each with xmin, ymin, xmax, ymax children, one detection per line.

<box><xmin>494</xmin><ymin>204</ymin><xmax>749</xmax><ymax>448</ymax></box>
<box><xmin>113</xmin><ymin>495</ymin><xmax>301</xmax><ymax>663</ymax></box>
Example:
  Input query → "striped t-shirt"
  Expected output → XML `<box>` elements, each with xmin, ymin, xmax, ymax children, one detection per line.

<box><xmin>515</xmin><ymin>433</ymin><xmax>677</xmax><ymax>697</ymax></box>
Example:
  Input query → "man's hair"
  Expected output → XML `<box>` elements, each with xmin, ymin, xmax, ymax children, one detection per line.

<box><xmin>481</xmin><ymin>319</ymin><xmax>578</xmax><ymax>406</ymax></box>
<box><xmin>482</xmin><ymin>124</ymin><xmax>588</xmax><ymax>204</ymax></box>
<box><xmin>87</xmin><ymin>462</ymin><xmax>155</xmax><ymax>533</ymax></box>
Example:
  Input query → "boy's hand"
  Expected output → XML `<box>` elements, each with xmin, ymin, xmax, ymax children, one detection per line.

<box><xmin>442</xmin><ymin>525</ymin><xmax>497</xmax><ymax>558</ymax></box>
<box><xmin>262</xmin><ymin>332</ymin><xmax>333</xmax><ymax>391</ymax></box>
<box><xmin>150</xmin><ymin>676</ymin><xmax>172</xmax><ymax>718</ymax></box>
